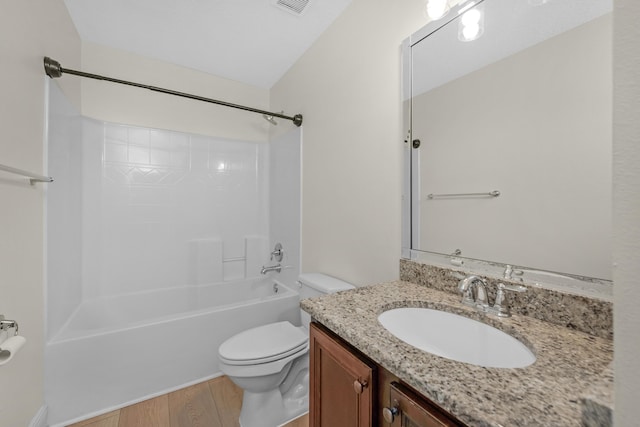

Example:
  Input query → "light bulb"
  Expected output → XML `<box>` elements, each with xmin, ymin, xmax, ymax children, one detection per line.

<box><xmin>458</xmin><ymin>5</ymin><xmax>484</xmax><ymax>42</ymax></box>
<box><xmin>461</xmin><ymin>9</ymin><xmax>481</xmax><ymax>26</ymax></box>
<box><xmin>462</xmin><ymin>23</ymin><xmax>480</xmax><ymax>41</ymax></box>
<box><xmin>425</xmin><ymin>0</ymin><xmax>450</xmax><ymax>20</ymax></box>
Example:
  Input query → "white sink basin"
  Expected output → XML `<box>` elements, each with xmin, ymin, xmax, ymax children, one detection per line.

<box><xmin>378</xmin><ymin>307</ymin><xmax>536</xmax><ymax>368</ymax></box>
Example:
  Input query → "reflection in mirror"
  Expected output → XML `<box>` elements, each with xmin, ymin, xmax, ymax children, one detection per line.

<box><xmin>403</xmin><ymin>0</ymin><xmax>612</xmax><ymax>297</ymax></box>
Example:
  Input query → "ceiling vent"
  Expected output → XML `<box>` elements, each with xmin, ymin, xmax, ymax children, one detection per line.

<box><xmin>274</xmin><ymin>0</ymin><xmax>310</xmax><ymax>15</ymax></box>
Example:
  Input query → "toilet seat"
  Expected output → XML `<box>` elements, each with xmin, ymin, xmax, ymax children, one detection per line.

<box><xmin>218</xmin><ymin>321</ymin><xmax>307</xmax><ymax>366</ymax></box>
<box><xmin>219</xmin><ymin>344</ymin><xmax>308</xmax><ymax>378</ymax></box>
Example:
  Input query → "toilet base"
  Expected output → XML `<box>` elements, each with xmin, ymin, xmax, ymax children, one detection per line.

<box><xmin>239</xmin><ymin>389</ymin><xmax>285</xmax><ymax>427</ymax></box>
<box><xmin>236</xmin><ymin>357</ymin><xmax>309</xmax><ymax>427</ymax></box>
<box><xmin>238</xmin><ymin>390</ymin><xmax>308</xmax><ymax>427</ymax></box>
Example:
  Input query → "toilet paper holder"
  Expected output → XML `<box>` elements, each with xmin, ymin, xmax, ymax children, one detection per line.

<box><xmin>0</xmin><ymin>315</ymin><xmax>19</xmax><ymax>336</ymax></box>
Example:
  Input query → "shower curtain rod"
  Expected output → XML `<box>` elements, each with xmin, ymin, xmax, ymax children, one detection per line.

<box><xmin>43</xmin><ymin>57</ymin><xmax>303</xmax><ymax>127</ymax></box>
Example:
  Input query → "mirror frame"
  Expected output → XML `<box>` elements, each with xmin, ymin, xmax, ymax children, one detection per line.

<box><xmin>400</xmin><ymin>0</ymin><xmax>612</xmax><ymax>300</ymax></box>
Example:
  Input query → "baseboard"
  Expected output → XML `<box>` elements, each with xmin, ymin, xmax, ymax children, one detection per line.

<box><xmin>29</xmin><ymin>405</ymin><xmax>48</xmax><ymax>427</ymax></box>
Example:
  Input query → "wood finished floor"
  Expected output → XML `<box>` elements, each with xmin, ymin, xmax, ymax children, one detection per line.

<box><xmin>67</xmin><ymin>376</ymin><xmax>309</xmax><ymax>427</ymax></box>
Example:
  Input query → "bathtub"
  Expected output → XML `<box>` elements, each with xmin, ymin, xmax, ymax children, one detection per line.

<box><xmin>45</xmin><ymin>278</ymin><xmax>300</xmax><ymax>426</ymax></box>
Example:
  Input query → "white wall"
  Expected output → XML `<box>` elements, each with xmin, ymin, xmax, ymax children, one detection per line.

<box><xmin>81</xmin><ymin>42</ymin><xmax>272</xmax><ymax>143</ymax></box>
<box><xmin>613</xmin><ymin>0</ymin><xmax>640</xmax><ymax>424</ymax></box>
<box><xmin>270</xmin><ymin>0</ymin><xmax>426</xmax><ymax>285</ymax></box>
<box><xmin>0</xmin><ymin>1</ymin><xmax>80</xmax><ymax>425</ymax></box>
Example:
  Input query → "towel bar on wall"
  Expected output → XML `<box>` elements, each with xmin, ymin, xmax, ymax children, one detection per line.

<box><xmin>0</xmin><ymin>163</ymin><xmax>54</xmax><ymax>185</ymax></box>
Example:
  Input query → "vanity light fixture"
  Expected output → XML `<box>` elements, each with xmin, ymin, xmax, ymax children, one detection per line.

<box><xmin>425</xmin><ymin>0</ymin><xmax>451</xmax><ymax>21</ymax></box>
<box><xmin>458</xmin><ymin>3</ymin><xmax>484</xmax><ymax>42</ymax></box>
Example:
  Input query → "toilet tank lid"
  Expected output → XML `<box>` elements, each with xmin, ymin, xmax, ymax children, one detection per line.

<box><xmin>298</xmin><ymin>273</ymin><xmax>355</xmax><ymax>293</ymax></box>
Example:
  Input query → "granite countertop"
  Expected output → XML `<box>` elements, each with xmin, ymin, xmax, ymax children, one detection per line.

<box><xmin>301</xmin><ymin>280</ymin><xmax>613</xmax><ymax>427</ymax></box>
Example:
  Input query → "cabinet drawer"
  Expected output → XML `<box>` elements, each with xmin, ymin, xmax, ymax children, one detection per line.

<box><xmin>384</xmin><ymin>382</ymin><xmax>465</xmax><ymax>427</ymax></box>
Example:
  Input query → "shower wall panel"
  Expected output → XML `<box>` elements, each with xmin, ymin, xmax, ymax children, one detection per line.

<box><xmin>81</xmin><ymin>123</ymin><xmax>269</xmax><ymax>298</ymax></box>
<box><xmin>46</xmin><ymin>83</ymin><xmax>84</xmax><ymax>341</ymax></box>
<box><xmin>48</xmin><ymin>83</ymin><xmax>271</xmax><ymax>333</ymax></box>
<box><xmin>269</xmin><ymin>128</ymin><xmax>302</xmax><ymax>288</ymax></box>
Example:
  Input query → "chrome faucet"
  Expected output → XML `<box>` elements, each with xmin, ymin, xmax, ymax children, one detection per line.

<box><xmin>458</xmin><ymin>275</ymin><xmax>489</xmax><ymax>307</ymax></box>
<box><xmin>260</xmin><ymin>264</ymin><xmax>282</xmax><ymax>275</ymax></box>
<box><xmin>458</xmin><ymin>275</ymin><xmax>526</xmax><ymax>317</ymax></box>
<box><xmin>261</xmin><ymin>243</ymin><xmax>284</xmax><ymax>274</ymax></box>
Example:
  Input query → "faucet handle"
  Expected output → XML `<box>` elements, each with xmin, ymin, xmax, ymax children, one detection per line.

<box><xmin>270</xmin><ymin>243</ymin><xmax>284</xmax><ymax>262</ymax></box>
<box><xmin>498</xmin><ymin>283</ymin><xmax>527</xmax><ymax>293</ymax></box>
<box><xmin>503</xmin><ymin>264</ymin><xmax>525</xmax><ymax>281</ymax></box>
<box><xmin>492</xmin><ymin>283</ymin><xmax>526</xmax><ymax>317</ymax></box>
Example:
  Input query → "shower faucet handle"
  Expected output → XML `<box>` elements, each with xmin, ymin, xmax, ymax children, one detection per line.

<box><xmin>270</xmin><ymin>243</ymin><xmax>284</xmax><ymax>262</ymax></box>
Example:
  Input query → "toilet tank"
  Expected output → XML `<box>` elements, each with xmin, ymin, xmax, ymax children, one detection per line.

<box><xmin>298</xmin><ymin>273</ymin><xmax>355</xmax><ymax>326</ymax></box>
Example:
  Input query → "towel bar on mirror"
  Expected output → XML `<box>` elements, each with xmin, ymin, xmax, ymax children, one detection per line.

<box><xmin>427</xmin><ymin>190</ymin><xmax>500</xmax><ymax>199</ymax></box>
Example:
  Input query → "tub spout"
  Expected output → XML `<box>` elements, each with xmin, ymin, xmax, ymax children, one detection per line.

<box><xmin>260</xmin><ymin>264</ymin><xmax>282</xmax><ymax>275</ymax></box>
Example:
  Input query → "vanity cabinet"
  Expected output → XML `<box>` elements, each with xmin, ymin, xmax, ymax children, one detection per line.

<box><xmin>309</xmin><ymin>322</ymin><xmax>467</xmax><ymax>427</ymax></box>
<box><xmin>310</xmin><ymin>322</ymin><xmax>376</xmax><ymax>427</ymax></box>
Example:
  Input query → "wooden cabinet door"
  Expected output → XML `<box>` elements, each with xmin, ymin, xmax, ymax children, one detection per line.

<box><xmin>385</xmin><ymin>382</ymin><xmax>465</xmax><ymax>427</ymax></box>
<box><xmin>310</xmin><ymin>322</ymin><xmax>376</xmax><ymax>427</ymax></box>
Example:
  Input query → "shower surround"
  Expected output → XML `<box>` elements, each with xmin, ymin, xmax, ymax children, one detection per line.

<box><xmin>44</xmin><ymin>82</ymin><xmax>301</xmax><ymax>425</ymax></box>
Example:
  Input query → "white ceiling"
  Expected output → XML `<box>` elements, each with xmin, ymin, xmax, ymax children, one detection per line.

<box><xmin>63</xmin><ymin>0</ymin><xmax>353</xmax><ymax>89</ymax></box>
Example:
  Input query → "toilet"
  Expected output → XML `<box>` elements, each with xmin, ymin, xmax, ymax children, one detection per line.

<box><xmin>218</xmin><ymin>273</ymin><xmax>355</xmax><ymax>427</ymax></box>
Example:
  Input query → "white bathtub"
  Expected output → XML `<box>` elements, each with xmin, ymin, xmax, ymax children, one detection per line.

<box><xmin>45</xmin><ymin>278</ymin><xmax>300</xmax><ymax>426</ymax></box>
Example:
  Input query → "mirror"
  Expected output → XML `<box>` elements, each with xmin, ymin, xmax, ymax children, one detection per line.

<box><xmin>403</xmin><ymin>0</ymin><xmax>612</xmax><ymax>295</ymax></box>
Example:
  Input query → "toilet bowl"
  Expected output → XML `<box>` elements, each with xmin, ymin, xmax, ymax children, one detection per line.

<box><xmin>218</xmin><ymin>273</ymin><xmax>355</xmax><ymax>427</ymax></box>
